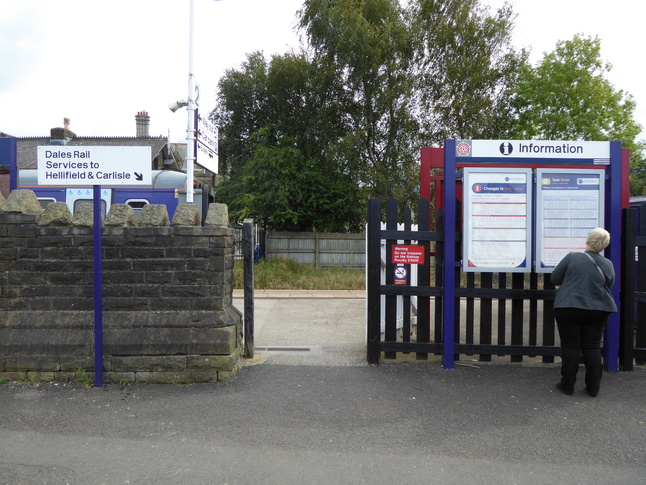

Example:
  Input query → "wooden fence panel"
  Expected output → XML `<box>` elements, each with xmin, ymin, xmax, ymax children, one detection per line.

<box><xmin>636</xmin><ymin>207</ymin><xmax>646</xmax><ymax>364</ymax></box>
<box><xmin>416</xmin><ymin>198</ymin><xmax>431</xmax><ymax>360</ymax></box>
<box><xmin>265</xmin><ymin>232</ymin><xmax>365</xmax><ymax>268</ymax></box>
<box><xmin>384</xmin><ymin>198</ymin><xmax>398</xmax><ymax>360</ymax></box>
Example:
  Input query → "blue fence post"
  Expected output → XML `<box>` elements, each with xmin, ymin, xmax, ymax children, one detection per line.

<box><xmin>442</xmin><ymin>140</ymin><xmax>457</xmax><ymax>369</ymax></box>
<box><xmin>604</xmin><ymin>141</ymin><xmax>623</xmax><ymax>372</ymax></box>
<box><xmin>93</xmin><ymin>185</ymin><xmax>103</xmax><ymax>387</ymax></box>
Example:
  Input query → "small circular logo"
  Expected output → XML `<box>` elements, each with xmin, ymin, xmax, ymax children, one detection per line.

<box><xmin>473</xmin><ymin>184</ymin><xmax>483</xmax><ymax>193</ymax></box>
<box><xmin>499</xmin><ymin>142</ymin><xmax>513</xmax><ymax>156</ymax></box>
<box><xmin>457</xmin><ymin>142</ymin><xmax>471</xmax><ymax>156</ymax></box>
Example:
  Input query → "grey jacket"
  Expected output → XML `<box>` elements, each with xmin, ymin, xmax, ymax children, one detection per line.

<box><xmin>551</xmin><ymin>251</ymin><xmax>617</xmax><ymax>312</ymax></box>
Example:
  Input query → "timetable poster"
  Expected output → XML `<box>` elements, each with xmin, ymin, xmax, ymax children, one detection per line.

<box><xmin>536</xmin><ymin>169</ymin><xmax>605</xmax><ymax>272</ymax></box>
<box><xmin>463</xmin><ymin>169</ymin><xmax>532</xmax><ymax>273</ymax></box>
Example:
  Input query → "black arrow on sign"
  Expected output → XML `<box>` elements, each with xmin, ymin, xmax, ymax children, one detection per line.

<box><xmin>134</xmin><ymin>172</ymin><xmax>143</xmax><ymax>181</ymax></box>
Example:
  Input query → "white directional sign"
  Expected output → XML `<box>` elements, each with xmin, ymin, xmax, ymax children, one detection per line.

<box><xmin>37</xmin><ymin>146</ymin><xmax>151</xmax><ymax>185</ymax></box>
<box><xmin>195</xmin><ymin>110</ymin><xmax>218</xmax><ymax>173</ymax></box>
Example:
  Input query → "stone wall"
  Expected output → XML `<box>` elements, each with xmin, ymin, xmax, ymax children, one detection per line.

<box><xmin>0</xmin><ymin>190</ymin><xmax>241</xmax><ymax>384</ymax></box>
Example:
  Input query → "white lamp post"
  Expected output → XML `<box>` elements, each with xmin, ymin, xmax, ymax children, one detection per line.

<box><xmin>186</xmin><ymin>0</ymin><xmax>197</xmax><ymax>203</ymax></box>
<box><xmin>170</xmin><ymin>0</ymin><xmax>222</xmax><ymax>203</ymax></box>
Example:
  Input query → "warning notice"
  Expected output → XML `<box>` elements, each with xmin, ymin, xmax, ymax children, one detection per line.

<box><xmin>392</xmin><ymin>245</ymin><xmax>425</xmax><ymax>265</ymax></box>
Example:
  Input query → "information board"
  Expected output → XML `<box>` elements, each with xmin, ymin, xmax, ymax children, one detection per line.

<box><xmin>463</xmin><ymin>168</ymin><xmax>532</xmax><ymax>272</ymax></box>
<box><xmin>536</xmin><ymin>168</ymin><xmax>605</xmax><ymax>272</ymax></box>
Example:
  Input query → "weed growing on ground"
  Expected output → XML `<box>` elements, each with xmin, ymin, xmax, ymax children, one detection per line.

<box><xmin>75</xmin><ymin>367</ymin><xmax>94</xmax><ymax>388</ymax></box>
<box><xmin>18</xmin><ymin>375</ymin><xmax>37</xmax><ymax>385</ymax></box>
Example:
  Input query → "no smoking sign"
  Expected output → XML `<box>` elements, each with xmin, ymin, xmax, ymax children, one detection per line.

<box><xmin>394</xmin><ymin>266</ymin><xmax>408</xmax><ymax>285</ymax></box>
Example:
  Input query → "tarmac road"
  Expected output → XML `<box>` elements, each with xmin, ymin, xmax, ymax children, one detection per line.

<box><xmin>1</xmin><ymin>293</ymin><xmax>645</xmax><ymax>485</ymax></box>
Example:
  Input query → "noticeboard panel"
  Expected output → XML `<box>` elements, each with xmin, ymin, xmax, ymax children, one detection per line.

<box><xmin>535</xmin><ymin>168</ymin><xmax>605</xmax><ymax>273</ymax></box>
<box><xmin>463</xmin><ymin>168</ymin><xmax>533</xmax><ymax>273</ymax></box>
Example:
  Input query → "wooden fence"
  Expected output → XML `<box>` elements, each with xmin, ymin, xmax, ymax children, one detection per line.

<box><xmin>367</xmin><ymin>197</ymin><xmax>645</xmax><ymax>368</ymax></box>
<box><xmin>264</xmin><ymin>231</ymin><xmax>365</xmax><ymax>268</ymax></box>
<box><xmin>620</xmin><ymin>206</ymin><xmax>646</xmax><ymax>369</ymax></box>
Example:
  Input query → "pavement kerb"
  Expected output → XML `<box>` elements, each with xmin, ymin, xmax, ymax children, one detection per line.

<box><xmin>232</xmin><ymin>289</ymin><xmax>365</xmax><ymax>299</ymax></box>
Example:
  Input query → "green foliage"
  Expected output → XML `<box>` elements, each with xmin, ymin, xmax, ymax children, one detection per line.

<box><xmin>75</xmin><ymin>367</ymin><xmax>94</xmax><ymax>388</ymax></box>
<box><xmin>509</xmin><ymin>34</ymin><xmax>645</xmax><ymax>194</ymax></box>
<box><xmin>214</xmin><ymin>51</ymin><xmax>364</xmax><ymax>231</ymax></box>
<box><xmin>300</xmin><ymin>0</ymin><xmax>420</xmax><ymax>208</ymax></box>
<box><xmin>408</xmin><ymin>0</ymin><xmax>528</xmax><ymax>143</ymax></box>
<box><xmin>212</xmin><ymin>2</ymin><xmax>645</xmax><ymax>219</ymax></box>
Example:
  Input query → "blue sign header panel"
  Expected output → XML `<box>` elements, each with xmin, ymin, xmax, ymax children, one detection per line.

<box><xmin>535</xmin><ymin>168</ymin><xmax>605</xmax><ymax>272</ymax></box>
<box><xmin>456</xmin><ymin>139</ymin><xmax>611</xmax><ymax>165</ymax></box>
<box><xmin>0</xmin><ymin>137</ymin><xmax>17</xmax><ymax>191</ymax></box>
<box><xmin>0</xmin><ymin>137</ymin><xmax>16</xmax><ymax>167</ymax></box>
<box><xmin>463</xmin><ymin>168</ymin><xmax>533</xmax><ymax>273</ymax></box>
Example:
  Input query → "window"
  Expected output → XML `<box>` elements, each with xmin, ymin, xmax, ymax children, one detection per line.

<box><xmin>125</xmin><ymin>199</ymin><xmax>150</xmax><ymax>218</ymax></box>
<box><xmin>37</xmin><ymin>198</ymin><xmax>57</xmax><ymax>209</ymax></box>
<box><xmin>73</xmin><ymin>199</ymin><xmax>107</xmax><ymax>217</ymax></box>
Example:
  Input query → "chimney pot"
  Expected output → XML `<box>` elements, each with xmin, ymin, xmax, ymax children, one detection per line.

<box><xmin>135</xmin><ymin>111</ymin><xmax>151</xmax><ymax>138</ymax></box>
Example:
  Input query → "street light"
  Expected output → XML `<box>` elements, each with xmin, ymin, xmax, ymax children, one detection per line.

<box><xmin>185</xmin><ymin>0</ymin><xmax>197</xmax><ymax>203</ymax></box>
<box><xmin>170</xmin><ymin>0</ymin><xmax>222</xmax><ymax>203</ymax></box>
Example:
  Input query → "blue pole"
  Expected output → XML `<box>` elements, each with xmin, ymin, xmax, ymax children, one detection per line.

<box><xmin>604</xmin><ymin>141</ymin><xmax>622</xmax><ymax>372</ymax></box>
<box><xmin>93</xmin><ymin>185</ymin><xmax>103</xmax><ymax>387</ymax></box>
<box><xmin>442</xmin><ymin>140</ymin><xmax>457</xmax><ymax>369</ymax></box>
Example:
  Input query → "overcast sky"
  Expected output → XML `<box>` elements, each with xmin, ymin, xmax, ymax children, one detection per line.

<box><xmin>1</xmin><ymin>0</ymin><xmax>643</xmax><ymax>146</ymax></box>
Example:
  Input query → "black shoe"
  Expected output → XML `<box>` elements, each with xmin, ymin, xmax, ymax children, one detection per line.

<box><xmin>556</xmin><ymin>382</ymin><xmax>573</xmax><ymax>395</ymax></box>
<box><xmin>586</xmin><ymin>386</ymin><xmax>599</xmax><ymax>398</ymax></box>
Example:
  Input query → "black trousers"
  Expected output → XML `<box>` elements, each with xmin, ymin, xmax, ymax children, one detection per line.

<box><xmin>554</xmin><ymin>308</ymin><xmax>610</xmax><ymax>395</ymax></box>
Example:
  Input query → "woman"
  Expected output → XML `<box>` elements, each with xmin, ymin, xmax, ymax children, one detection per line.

<box><xmin>551</xmin><ymin>228</ymin><xmax>618</xmax><ymax>397</ymax></box>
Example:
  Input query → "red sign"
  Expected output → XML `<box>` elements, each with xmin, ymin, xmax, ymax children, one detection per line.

<box><xmin>392</xmin><ymin>245</ymin><xmax>425</xmax><ymax>265</ymax></box>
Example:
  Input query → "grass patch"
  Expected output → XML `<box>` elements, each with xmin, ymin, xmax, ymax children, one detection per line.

<box><xmin>234</xmin><ymin>258</ymin><xmax>364</xmax><ymax>290</ymax></box>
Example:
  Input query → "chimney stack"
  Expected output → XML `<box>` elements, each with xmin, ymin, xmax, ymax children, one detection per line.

<box><xmin>50</xmin><ymin>117</ymin><xmax>76</xmax><ymax>145</ymax></box>
<box><xmin>135</xmin><ymin>111</ymin><xmax>150</xmax><ymax>138</ymax></box>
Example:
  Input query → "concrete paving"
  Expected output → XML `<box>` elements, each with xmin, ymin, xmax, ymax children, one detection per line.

<box><xmin>1</xmin><ymin>293</ymin><xmax>645</xmax><ymax>485</ymax></box>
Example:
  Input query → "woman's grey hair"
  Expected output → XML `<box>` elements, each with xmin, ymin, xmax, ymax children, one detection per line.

<box><xmin>587</xmin><ymin>228</ymin><xmax>610</xmax><ymax>252</ymax></box>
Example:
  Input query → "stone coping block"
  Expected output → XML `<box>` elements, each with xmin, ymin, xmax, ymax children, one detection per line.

<box><xmin>38</xmin><ymin>202</ymin><xmax>73</xmax><ymax>226</ymax></box>
<box><xmin>0</xmin><ymin>189</ymin><xmax>43</xmax><ymax>215</ymax></box>
<box><xmin>105</xmin><ymin>204</ymin><xmax>138</xmax><ymax>227</ymax></box>
<box><xmin>72</xmin><ymin>203</ymin><xmax>101</xmax><ymax>227</ymax></box>
<box><xmin>172</xmin><ymin>204</ymin><xmax>201</xmax><ymax>226</ymax></box>
<box><xmin>204</xmin><ymin>203</ymin><xmax>229</xmax><ymax>227</ymax></box>
<box><xmin>139</xmin><ymin>204</ymin><xmax>170</xmax><ymax>227</ymax></box>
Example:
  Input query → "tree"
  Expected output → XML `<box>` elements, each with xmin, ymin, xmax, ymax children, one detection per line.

<box><xmin>508</xmin><ymin>34</ymin><xmax>645</xmax><ymax>193</ymax></box>
<box><xmin>299</xmin><ymin>0</ymin><xmax>420</xmax><ymax>207</ymax></box>
<box><xmin>407</xmin><ymin>0</ymin><xmax>528</xmax><ymax>144</ymax></box>
<box><xmin>212</xmin><ymin>0</ymin><xmax>571</xmax><ymax>227</ymax></box>
<box><xmin>212</xmin><ymin>52</ymin><xmax>272</xmax><ymax>177</ymax></box>
<box><xmin>213</xmin><ymin>51</ymin><xmax>363</xmax><ymax>231</ymax></box>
